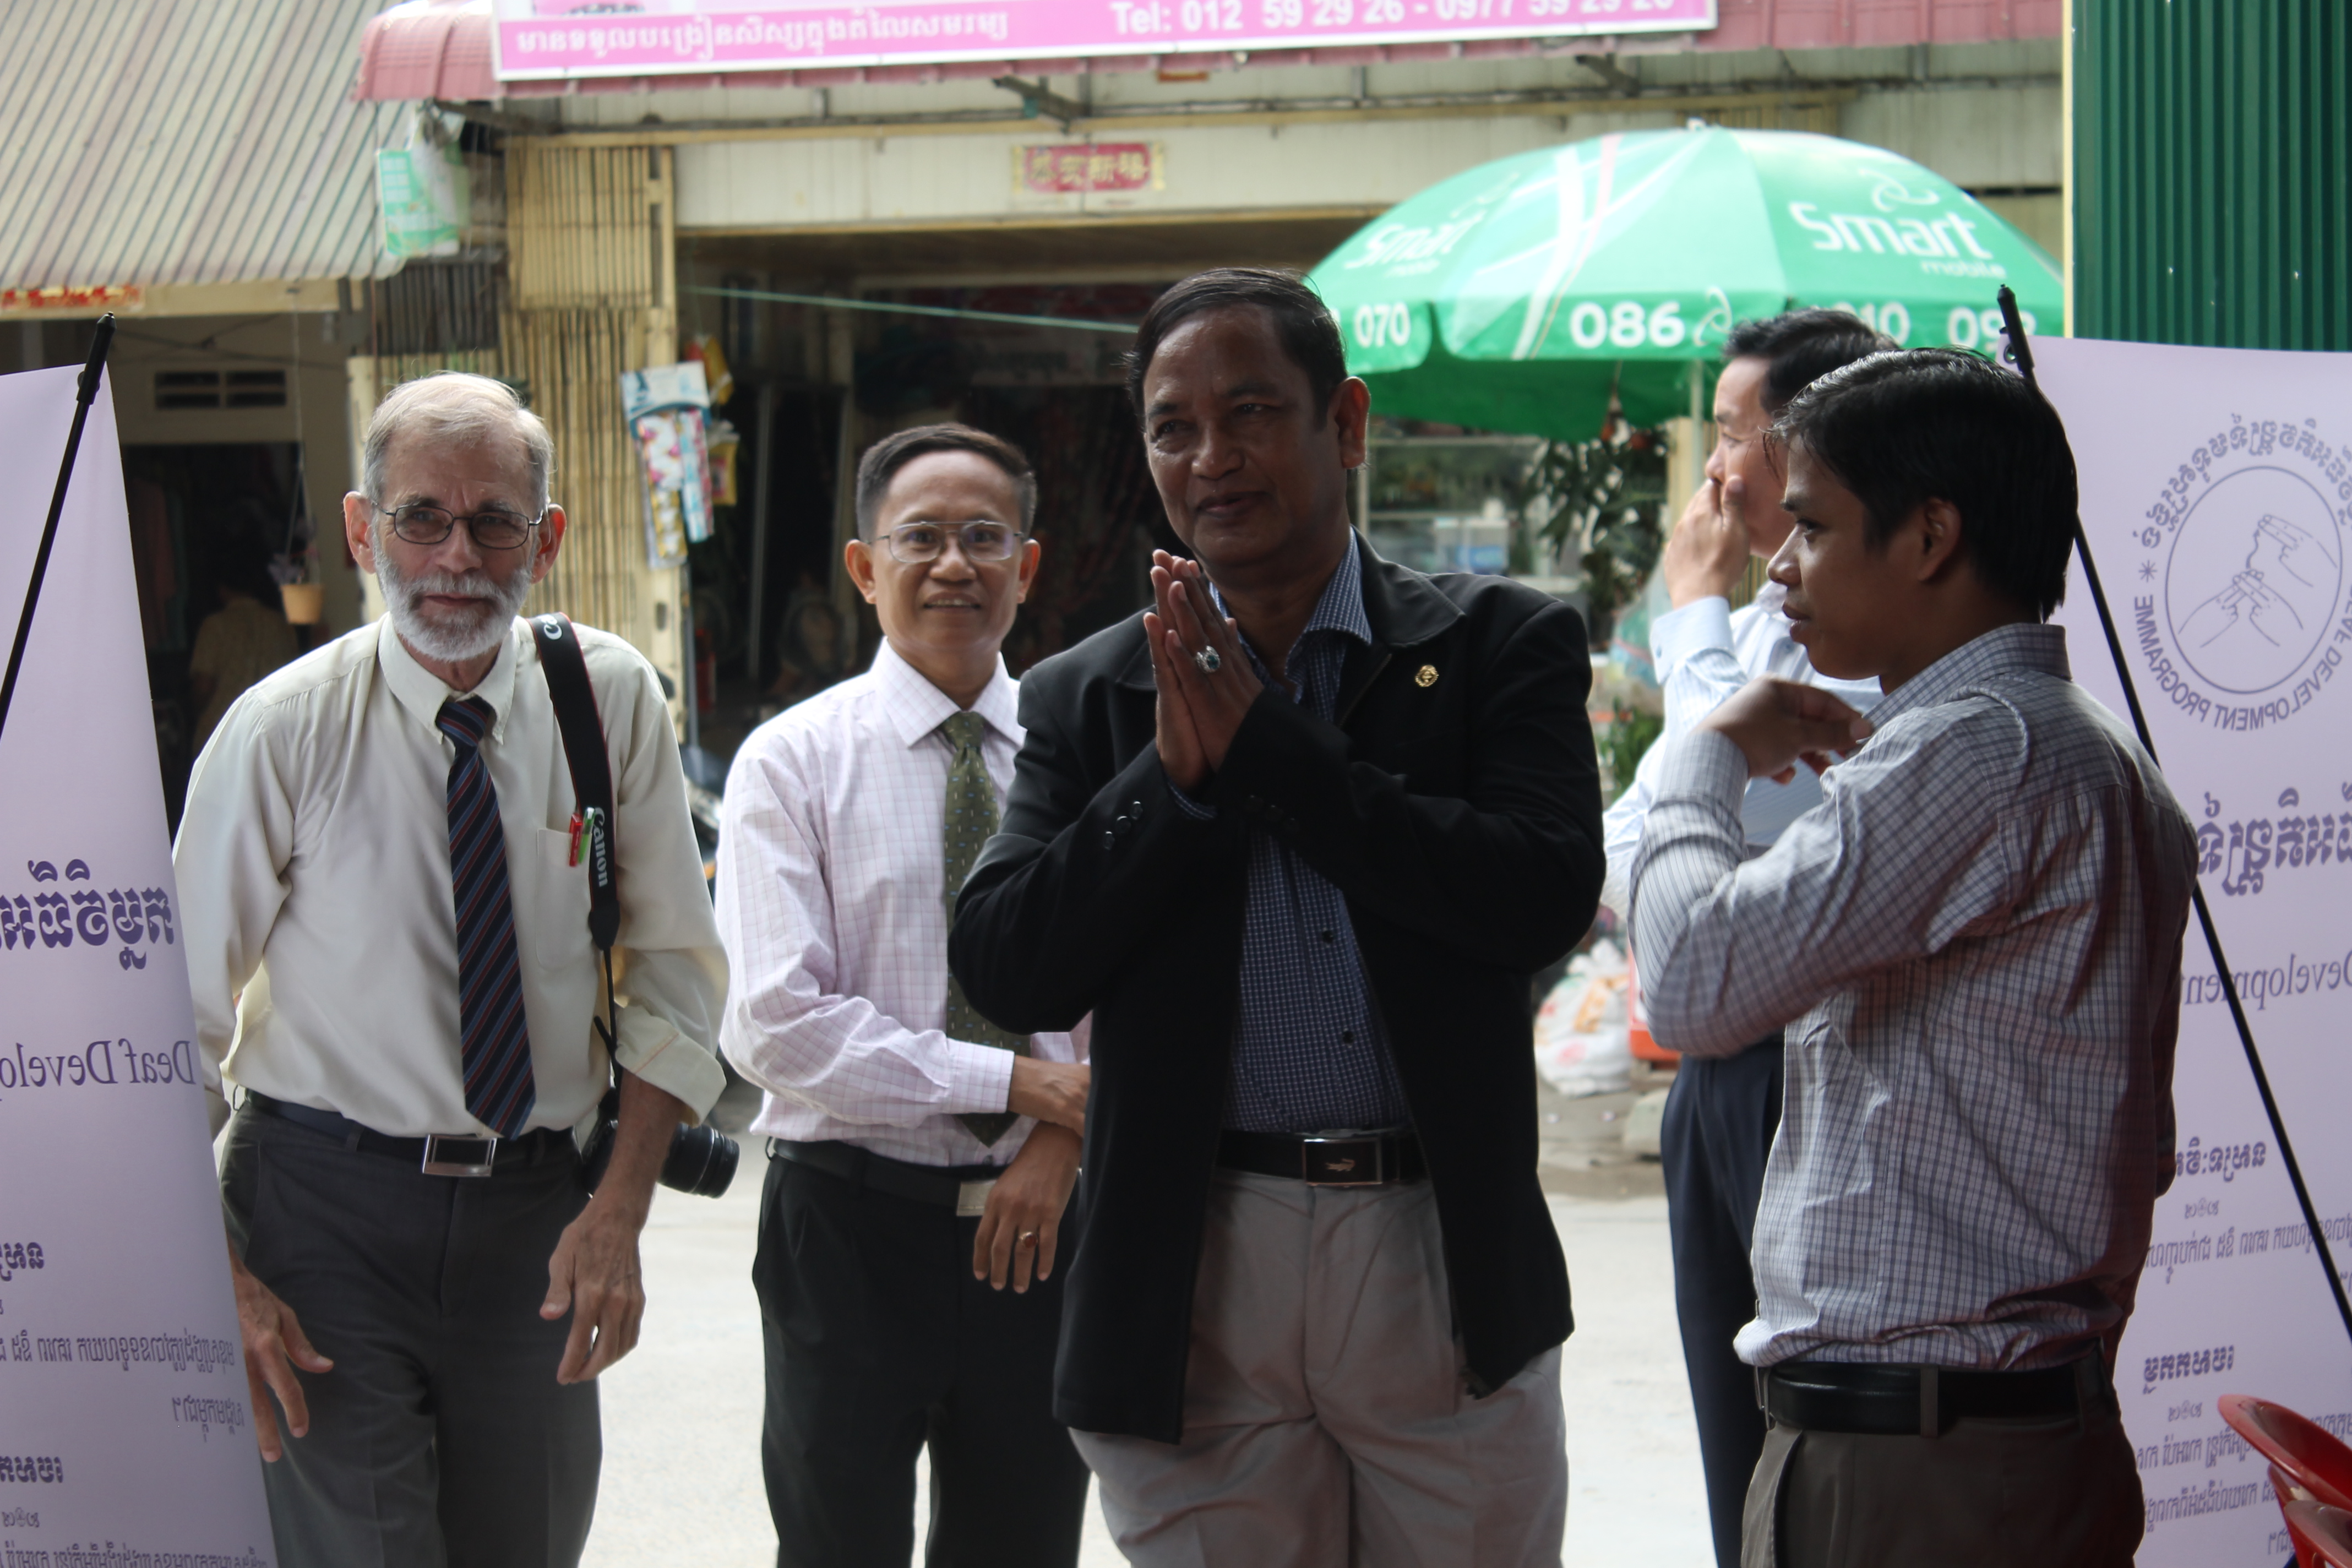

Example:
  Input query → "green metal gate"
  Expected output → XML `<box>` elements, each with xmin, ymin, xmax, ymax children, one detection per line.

<box><xmin>2072</xmin><ymin>0</ymin><xmax>2350</xmax><ymax>349</ymax></box>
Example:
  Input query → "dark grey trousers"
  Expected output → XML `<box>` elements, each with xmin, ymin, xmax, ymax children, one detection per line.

<box><xmin>1662</xmin><ymin>1035</ymin><xmax>1784</xmax><ymax>1568</ymax></box>
<box><xmin>1743</xmin><ymin>1364</ymin><xmax>2142</xmax><ymax>1567</ymax></box>
<box><xmin>221</xmin><ymin>1104</ymin><xmax>601</xmax><ymax>1568</ymax></box>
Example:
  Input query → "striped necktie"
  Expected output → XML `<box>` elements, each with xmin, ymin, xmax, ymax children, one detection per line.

<box><xmin>437</xmin><ymin>698</ymin><xmax>536</xmax><ymax>1138</ymax></box>
<box><xmin>940</xmin><ymin>710</ymin><xmax>1028</xmax><ymax>1146</ymax></box>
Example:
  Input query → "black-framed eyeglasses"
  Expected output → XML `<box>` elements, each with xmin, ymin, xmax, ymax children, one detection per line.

<box><xmin>876</xmin><ymin>520</ymin><xmax>1026</xmax><ymax>565</ymax></box>
<box><xmin>375</xmin><ymin>503</ymin><xmax>543</xmax><ymax>552</ymax></box>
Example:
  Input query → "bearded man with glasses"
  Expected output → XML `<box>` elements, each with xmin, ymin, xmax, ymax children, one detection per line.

<box><xmin>173</xmin><ymin>372</ymin><xmax>729</xmax><ymax>1567</ymax></box>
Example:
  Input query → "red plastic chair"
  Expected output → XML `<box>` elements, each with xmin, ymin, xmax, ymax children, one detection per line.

<box><xmin>2284</xmin><ymin>1501</ymin><xmax>2352</xmax><ymax>1568</ymax></box>
<box><xmin>2284</xmin><ymin>1485</ymin><xmax>2326</xmax><ymax>1568</ymax></box>
<box><xmin>2222</xmin><ymin>1395</ymin><xmax>2352</xmax><ymax>1511</ymax></box>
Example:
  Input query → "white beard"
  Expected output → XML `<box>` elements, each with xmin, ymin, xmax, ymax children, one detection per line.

<box><xmin>375</xmin><ymin>522</ymin><xmax>532</xmax><ymax>665</ymax></box>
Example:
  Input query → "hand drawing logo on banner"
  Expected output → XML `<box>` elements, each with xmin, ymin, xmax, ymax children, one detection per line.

<box><xmin>2041</xmin><ymin>336</ymin><xmax>2352</xmax><ymax>1568</ymax></box>
<box><xmin>2135</xmin><ymin>415</ymin><xmax>2348</xmax><ymax>721</ymax></box>
<box><xmin>0</xmin><ymin>362</ymin><xmax>276</xmax><ymax>1562</ymax></box>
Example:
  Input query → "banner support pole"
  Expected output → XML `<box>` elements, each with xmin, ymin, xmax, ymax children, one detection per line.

<box><xmin>0</xmin><ymin>313</ymin><xmax>117</xmax><ymax>752</ymax></box>
<box><xmin>1999</xmin><ymin>285</ymin><xmax>2352</xmax><ymax>1353</ymax></box>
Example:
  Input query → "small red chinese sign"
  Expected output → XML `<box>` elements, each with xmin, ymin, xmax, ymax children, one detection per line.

<box><xmin>2</xmin><ymin>285</ymin><xmax>143</xmax><ymax>314</ymax></box>
<box><xmin>1015</xmin><ymin>143</ymin><xmax>1163</xmax><ymax>197</ymax></box>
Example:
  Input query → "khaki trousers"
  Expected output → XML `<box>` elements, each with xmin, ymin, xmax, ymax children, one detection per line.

<box><xmin>1074</xmin><ymin>1170</ymin><xmax>1567</xmax><ymax>1568</ymax></box>
<box><xmin>1742</xmin><ymin>1391</ymin><xmax>2143</xmax><ymax>1568</ymax></box>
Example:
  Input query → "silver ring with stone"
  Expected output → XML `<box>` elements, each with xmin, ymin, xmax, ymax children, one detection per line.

<box><xmin>1193</xmin><ymin>647</ymin><xmax>1222</xmax><ymax>674</ymax></box>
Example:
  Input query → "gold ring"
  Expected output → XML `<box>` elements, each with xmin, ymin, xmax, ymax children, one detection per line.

<box><xmin>1017</xmin><ymin>1229</ymin><xmax>1039</xmax><ymax>1243</ymax></box>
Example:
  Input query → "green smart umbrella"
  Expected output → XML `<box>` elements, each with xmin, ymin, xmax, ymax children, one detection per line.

<box><xmin>1306</xmin><ymin>126</ymin><xmax>2063</xmax><ymax>440</ymax></box>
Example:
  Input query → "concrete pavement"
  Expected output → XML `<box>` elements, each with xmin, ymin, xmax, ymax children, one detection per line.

<box><xmin>582</xmin><ymin>1076</ymin><xmax>1711</xmax><ymax>1565</ymax></box>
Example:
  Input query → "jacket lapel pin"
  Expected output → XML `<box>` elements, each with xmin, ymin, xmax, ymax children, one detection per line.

<box><xmin>1414</xmin><ymin>664</ymin><xmax>1439</xmax><ymax>688</ymax></box>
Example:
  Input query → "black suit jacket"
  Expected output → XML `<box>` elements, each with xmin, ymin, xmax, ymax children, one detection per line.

<box><xmin>949</xmin><ymin>546</ymin><xmax>1604</xmax><ymax>1441</ymax></box>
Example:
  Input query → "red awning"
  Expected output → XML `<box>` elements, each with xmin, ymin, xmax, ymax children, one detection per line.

<box><xmin>352</xmin><ymin>0</ymin><xmax>2057</xmax><ymax>104</ymax></box>
<box><xmin>354</xmin><ymin>1</ymin><xmax>504</xmax><ymax>102</ymax></box>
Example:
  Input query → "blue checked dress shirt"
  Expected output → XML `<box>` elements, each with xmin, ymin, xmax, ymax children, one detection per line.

<box><xmin>1172</xmin><ymin>537</ymin><xmax>1411</xmax><ymax>1133</ymax></box>
<box><xmin>1630</xmin><ymin>624</ymin><xmax>2197</xmax><ymax>1370</ymax></box>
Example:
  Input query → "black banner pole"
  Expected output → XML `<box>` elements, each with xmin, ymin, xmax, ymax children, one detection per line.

<box><xmin>1997</xmin><ymin>285</ymin><xmax>2352</xmax><ymax>1351</ymax></box>
<box><xmin>0</xmin><ymin>314</ymin><xmax>118</xmax><ymax>752</ymax></box>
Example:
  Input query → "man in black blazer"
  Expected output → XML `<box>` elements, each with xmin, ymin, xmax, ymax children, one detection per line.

<box><xmin>950</xmin><ymin>268</ymin><xmax>1603</xmax><ymax>1565</ymax></box>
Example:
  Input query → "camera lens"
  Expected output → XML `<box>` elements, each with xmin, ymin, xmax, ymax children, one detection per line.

<box><xmin>660</xmin><ymin>1123</ymin><xmax>739</xmax><ymax>1197</ymax></box>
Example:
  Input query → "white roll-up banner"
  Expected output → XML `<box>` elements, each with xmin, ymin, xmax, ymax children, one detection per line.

<box><xmin>0</xmin><ymin>365</ymin><xmax>277</xmax><ymax>1565</ymax></box>
<box><xmin>2040</xmin><ymin>335</ymin><xmax>2352</xmax><ymax>1565</ymax></box>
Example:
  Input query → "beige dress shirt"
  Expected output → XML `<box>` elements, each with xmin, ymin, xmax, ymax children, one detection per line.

<box><xmin>175</xmin><ymin>616</ymin><xmax>729</xmax><ymax>1139</ymax></box>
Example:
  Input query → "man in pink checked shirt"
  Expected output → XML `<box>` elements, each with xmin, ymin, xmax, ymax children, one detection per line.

<box><xmin>714</xmin><ymin>424</ymin><xmax>1093</xmax><ymax>1566</ymax></box>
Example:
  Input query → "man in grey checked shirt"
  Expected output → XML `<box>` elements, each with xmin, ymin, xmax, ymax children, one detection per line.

<box><xmin>1630</xmin><ymin>349</ymin><xmax>2196</xmax><ymax>1568</ymax></box>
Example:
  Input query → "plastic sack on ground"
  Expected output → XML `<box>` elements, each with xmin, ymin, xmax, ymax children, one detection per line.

<box><xmin>1534</xmin><ymin>939</ymin><xmax>1633</xmax><ymax>1097</ymax></box>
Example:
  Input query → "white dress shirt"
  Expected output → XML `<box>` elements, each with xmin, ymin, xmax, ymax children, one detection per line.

<box><xmin>715</xmin><ymin>641</ymin><xmax>1085</xmax><ymax>1167</ymax></box>
<box><xmin>175</xmin><ymin>617</ymin><xmax>729</xmax><ymax>1139</ymax></box>
<box><xmin>1600</xmin><ymin>581</ymin><xmax>1881</xmax><ymax>914</ymax></box>
<box><xmin>1630</xmin><ymin>625</ymin><xmax>2196</xmax><ymax>1371</ymax></box>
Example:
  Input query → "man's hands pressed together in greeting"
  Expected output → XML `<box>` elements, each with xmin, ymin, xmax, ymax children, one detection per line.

<box><xmin>1696</xmin><ymin>676</ymin><xmax>1876</xmax><ymax>785</ymax></box>
<box><xmin>1145</xmin><ymin>549</ymin><xmax>1265</xmax><ymax>792</ymax></box>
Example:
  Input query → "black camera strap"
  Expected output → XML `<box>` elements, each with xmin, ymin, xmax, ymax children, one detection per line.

<box><xmin>530</xmin><ymin>613</ymin><xmax>623</xmax><ymax>1135</ymax></box>
<box><xmin>532</xmin><ymin>613</ymin><xmax>618</xmax><ymax>954</ymax></box>
<box><xmin>528</xmin><ymin>613</ymin><xmax>739</xmax><ymax>1200</ymax></box>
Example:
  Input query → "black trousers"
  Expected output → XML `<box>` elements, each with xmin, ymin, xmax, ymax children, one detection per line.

<box><xmin>753</xmin><ymin>1148</ymin><xmax>1091</xmax><ymax>1568</ymax></box>
<box><xmin>220</xmin><ymin>1104</ymin><xmax>601</xmax><ymax>1568</ymax></box>
<box><xmin>1661</xmin><ymin>1036</ymin><xmax>1784</xmax><ymax>1568</ymax></box>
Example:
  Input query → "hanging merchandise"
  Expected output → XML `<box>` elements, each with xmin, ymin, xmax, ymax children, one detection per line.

<box><xmin>377</xmin><ymin>105</ymin><xmax>470</xmax><ymax>260</ymax></box>
<box><xmin>704</xmin><ymin>416</ymin><xmax>741</xmax><ymax>507</ymax></box>
<box><xmin>683</xmin><ymin>333</ymin><xmax>735</xmax><ymax>406</ymax></box>
<box><xmin>620</xmin><ymin>363</ymin><xmax>715</xmax><ymax>569</ymax></box>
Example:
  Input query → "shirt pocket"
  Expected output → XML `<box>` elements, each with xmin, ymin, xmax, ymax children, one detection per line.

<box><xmin>518</xmin><ymin>825</ymin><xmax>597</xmax><ymax>973</ymax></box>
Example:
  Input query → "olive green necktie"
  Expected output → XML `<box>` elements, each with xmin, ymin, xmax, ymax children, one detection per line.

<box><xmin>940</xmin><ymin>711</ymin><xmax>1028</xmax><ymax>1145</ymax></box>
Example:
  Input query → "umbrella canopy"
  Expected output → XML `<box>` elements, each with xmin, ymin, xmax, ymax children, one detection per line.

<box><xmin>1307</xmin><ymin>127</ymin><xmax>2064</xmax><ymax>441</ymax></box>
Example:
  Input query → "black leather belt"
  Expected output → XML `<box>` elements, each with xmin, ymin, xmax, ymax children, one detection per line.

<box><xmin>1758</xmin><ymin>1355</ymin><xmax>2114</xmax><ymax>1438</ymax></box>
<box><xmin>1216</xmin><ymin>1129</ymin><xmax>1424</xmax><ymax>1187</ymax></box>
<box><xmin>246</xmin><ymin>1092</ymin><xmax>574</xmax><ymax>1177</ymax></box>
<box><xmin>768</xmin><ymin>1139</ymin><xmax>1006</xmax><ymax>1216</ymax></box>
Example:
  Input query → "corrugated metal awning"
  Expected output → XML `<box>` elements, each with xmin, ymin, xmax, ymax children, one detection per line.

<box><xmin>351</xmin><ymin>0</ymin><xmax>2059</xmax><ymax>102</ymax></box>
<box><xmin>0</xmin><ymin>0</ymin><xmax>409</xmax><ymax>293</ymax></box>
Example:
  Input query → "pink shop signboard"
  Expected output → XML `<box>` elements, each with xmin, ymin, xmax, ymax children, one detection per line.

<box><xmin>492</xmin><ymin>0</ymin><xmax>1714</xmax><ymax>77</ymax></box>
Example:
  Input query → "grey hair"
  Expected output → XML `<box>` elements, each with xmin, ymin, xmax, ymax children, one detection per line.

<box><xmin>361</xmin><ymin>372</ymin><xmax>555</xmax><ymax>509</ymax></box>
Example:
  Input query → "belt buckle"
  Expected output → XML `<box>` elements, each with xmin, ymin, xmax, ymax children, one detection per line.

<box><xmin>1302</xmin><ymin>1136</ymin><xmax>1383</xmax><ymax>1187</ymax></box>
<box><xmin>956</xmin><ymin>1179</ymin><xmax>997</xmax><ymax>1217</ymax></box>
<box><xmin>421</xmin><ymin>1134</ymin><xmax>498</xmax><ymax>1178</ymax></box>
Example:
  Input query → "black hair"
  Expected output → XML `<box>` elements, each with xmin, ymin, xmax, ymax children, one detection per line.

<box><xmin>1723</xmin><ymin>308</ymin><xmax>1899</xmax><ymax>413</ymax></box>
<box><xmin>1774</xmin><ymin>348</ymin><xmax>2077</xmax><ymax>619</ymax></box>
<box><xmin>853</xmin><ymin>423</ymin><xmax>1037</xmax><ymax>537</ymax></box>
<box><xmin>1124</xmin><ymin>268</ymin><xmax>1348</xmax><ymax>427</ymax></box>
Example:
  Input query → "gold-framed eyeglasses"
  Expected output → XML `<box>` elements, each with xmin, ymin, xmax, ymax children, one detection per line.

<box><xmin>376</xmin><ymin>503</ymin><xmax>543</xmax><ymax>551</ymax></box>
<box><xmin>877</xmin><ymin>520</ymin><xmax>1026</xmax><ymax>565</ymax></box>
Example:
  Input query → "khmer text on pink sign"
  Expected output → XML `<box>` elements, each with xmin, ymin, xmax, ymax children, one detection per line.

<box><xmin>493</xmin><ymin>0</ymin><xmax>1716</xmax><ymax>77</ymax></box>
